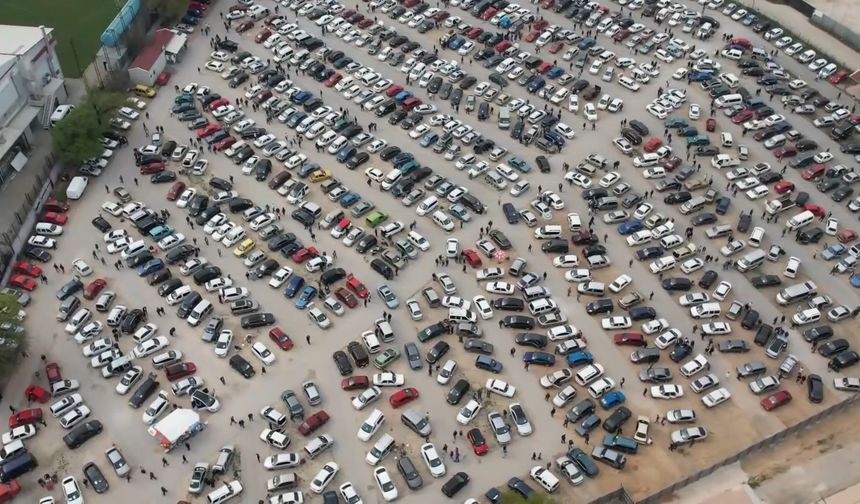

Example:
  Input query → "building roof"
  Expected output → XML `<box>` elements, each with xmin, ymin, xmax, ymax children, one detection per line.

<box><xmin>0</xmin><ymin>25</ymin><xmax>54</xmax><ymax>56</ymax></box>
<box><xmin>129</xmin><ymin>28</ymin><xmax>173</xmax><ymax>71</ymax></box>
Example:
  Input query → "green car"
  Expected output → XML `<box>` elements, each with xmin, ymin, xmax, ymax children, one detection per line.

<box><xmin>373</xmin><ymin>348</ymin><xmax>400</xmax><ymax>370</ymax></box>
<box><xmin>417</xmin><ymin>322</ymin><xmax>446</xmax><ymax>342</ymax></box>
<box><xmin>366</xmin><ymin>210</ymin><xmax>388</xmax><ymax>228</ymax></box>
<box><xmin>171</xmin><ymin>102</ymin><xmax>196</xmax><ymax>114</ymax></box>
<box><xmin>686</xmin><ymin>135</ymin><xmax>710</xmax><ymax>146</ymax></box>
<box><xmin>508</xmin><ymin>156</ymin><xmax>530</xmax><ymax>173</ymax></box>
<box><xmin>174</xmin><ymin>93</ymin><xmax>194</xmax><ymax>105</ymax></box>
<box><xmin>179</xmin><ymin>110</ymin><xmax>202</xmax><ymax>122</ymax></box>
<box><xmin>149</xmin><ymin>225</ymin><xmax>175</xmax><ymax>240</ymax></box>
<box><xmin>665</xmin><ymin>118</ymin><xmax>688</xmax><ymax>129</ymax></box>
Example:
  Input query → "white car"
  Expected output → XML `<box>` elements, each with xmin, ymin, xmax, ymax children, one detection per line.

<box><xmin>352</xmin><ymin>386</ymin><xmax>382</xmax><ymax>410</ymax></box>
<box><xmin>251</xmin><ymin>342</ymin><xmax>276</xmax><ymax>365</ymax></box>
<box><xmin>485</xmin><ymin>281</ymin><xmax>515</xmax><ymax>295</ymax></box>
<box><xmin>540</xmin><ymin>369</ymin><xmax>573</xmax><ymax>388</ymax></box>
<box><xmin>374</xmin><ymin>466</ymin><xmax>399</xmax><ymax>502</ymax></box>
<box><xmin>62</xmin><ymin>476</ymin><xmax>84</xmax><ymax>504</ymax></box>
<box><xmin>702</xmin><ymin>322</ymin><xmax>732</xmax><ymax>335</ymax></box>
<box><xmin>1</xmin><ymin>425</ymin><xmax>36</xmax><ymax>445</ymax></box>
<box><xmin>263</xmin><ymin>453</ymin><xmax>301</xmax><ymax>470</ymax></box>
<box><xmin>485</xmin><ymin>379</ymin><xmax>516</xmax><ymax>397</ymax></box>
<box><xmin>655</xmin><ymin>328</ymin><xmax>682</xmax><ymax>349</ymax></box>
<box><xmin>134</xmin><ymin>336</ymin><xmax>169</xmax><ymax>358</ymax></box>
<box><xmin>310</xmin><ymin>462</ymin><xmax>339</xmax><ymax>493</ymax></box>
<box><xmin>372</xmin><ymin>372</ymin><xmax>405</xmax><ymax>387</ymax></box>
<box><xmin>688</xmin><ymin>103</ymin><xmax>700</xmax><ymax>119</ymax></box>
<box><xmin>420</xmin><ymin>443</ymin><xmax>447</xmax><ymax>478</ymax></box>
<box><xmin>651</xmin><ymin>384</ymin><xmax>684</xmax><ymax>399</ymax></box>
<box><xmin>205</xmin><ymin>277</ymin><xmax>233</xmax><ymax>293</ymax></box>
<box><xmin>406</xmin><ymin>299</ymin><xmax>423</xmax><ymax>320</ymax></box>
<box><xmin>437</xmin><ymin>360</ymin><xmax>457</xmax><ymax>385</ymax></box>
<box><xmin>269</xmin><ymin>266</ymin><xmax>293</xmax><ymax>288</ymax></box>
<box><xmin>553</xmin><ymin>255</ymin><xmax>579</xmax><ymax>268</ymax></box>
<box><xmin>713</xmin><ymin>281</ymin><xmax>732</xmax><ymax>301</ymax></box>
<box><xmin>702</xmin><ymin>387</ymin><xmax>731</xmax><ymax>407</ymax></box>
<box><xmin>601</xmin><ymin>316</ymin><xmax>632</xmax><ymax>330</ymax></box>
<box><xmin>608</xmin><ymin>274</ymin><xmax>632</xmax><ymax>293</ymax></box>
<box><xmin>260</xmin><ymin>428</ymin><xmax>290</xmax><ymax>449</ymax></box>
<box><xmin>115</xmin><ymin>366</ymin><xmax>143</xmax><ymax>394</ymax></box>
<box><xmin>142</xmin><ymin>391</ymin><xmax>169</xmax><ymax>424</ymax></box>
<box><xmin>456</xmin><ymin>399</ymin><xmax>482</xmax><ymax>425</ymax></box>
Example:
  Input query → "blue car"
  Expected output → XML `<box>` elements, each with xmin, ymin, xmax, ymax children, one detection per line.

<box><xmin>851</xmin><ymin>274</ymin><xmax>860</xmax><ymax>288</ymax></box>
<box><xmin>291</xmin><ymin>90</ymin><xmax>311</xmax><ymax>104</ymax></box>
<box><xmin>286</xmin><ymin>111</ymin><xmax>308</xmax><ymax>128</ymax></box>
<box><xmin>522</xmin><ymin>351</ymin><xmax>556</xmax><ymax>366</ymax></box>
<box><xmin>394</xmin><ymin>90</ymin><xmax>413</xmax><ymax>102</ymax></box>
<box><xmin>678</xmin><ymin>126</ymin><xmax>699</xmax><ymax>137</ymax></box>
<box><xmin>578</xmin><ymin>37</ymin><xmax>596</xmax><ymax>50</ymax></box>
<box><xmin>149</xmin><ymin>225</ymin><xmax>175</xmax><ymax>240</ymax></box>
<box><xmin>420</xmin><ymin>132</ymin><xmax>439</xmax><ymax>147</ymax></box>
<box><xmin>617</xmin><ymin>220</ymin><xmax>644</xmax><ymax>235</ymax></box>
<box><xmin>689</xmin><ymin>72</ymin><xmax>713</xmax><ymax>82</ymax></box>
<box><xmin>546</xmin><ymin>66</ymin><xmax>564</xmax><ymax>79</ymax></box>
<box><xmin>295</xmin><ymin>285</ymin><xmax>317</xmax><ymax>309</ymax></box>
<box><xmin>509</xmin><ymin>156</ymin><xmax>530</xmax><ymax>173</ymax></box>
<box><xmin>339</xmin><ymin>192</ymin><xmax>361</xmax><ymax>208</ymax></box>
<box><xmin>284</xmin><ymin>275</ymin><xmax>305</xmax><ymax>298</ymax></box>
<box><xmin>526</xmin><ymin>78</ymin><xmax>545</xmax><ymax>93</ymax></box>
<box><xmin>600</xmin><ymin>391</ymin><xmax>626</xmax><ymax>410</ymax></box>
<box><xmin>543</xmin><ymin>130</ymin><xmax>565</xmax><ymax>146</ymax></box>
<box><xmin>566</xmin><ymin>351</ymin><xmax>594</xmax><ymax>367</ymax></box>
<box><xmin>447</xmin><ymin>36</ymin><xmax>465</xmax><ymax>50</ymax></box>
<box><xmin>137</xmin><ymin>258</ymin><xmax>164</xmax><ymax>277</ymax></box>
<box><xmin>336</xmin><ymin>145</ymin><xmax>356</xmax><ymax>162</ymax></box>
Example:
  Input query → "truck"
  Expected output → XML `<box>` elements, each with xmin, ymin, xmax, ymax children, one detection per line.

<box><xmin>498</xmin><ymin>106</ymin><xmax>511</xmax><ymax>130</ymax></box>
<box><xmin>147</xmin><ymin>408</ymin><xmax>206</xmax><ymax>452</ymax></box>
<box><xmin>66</xmin><ymin>176</ymin><xmax>89</xmax><ymax>200</ymax></box>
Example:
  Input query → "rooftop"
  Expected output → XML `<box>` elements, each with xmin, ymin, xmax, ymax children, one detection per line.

<box><xmin>129</xmin><ymin>28</ymin><xmax>173</xmax><ymax>71</ymax></box>
<box><xmin>0</xmin><ymin>25</ymin><xmax>54</xmax><ymax>56</ymax></box>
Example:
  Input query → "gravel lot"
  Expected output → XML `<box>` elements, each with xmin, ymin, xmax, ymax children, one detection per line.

<box><xmin>5</xmin><ymin>0</ymin><xmax>860</xmax><ymax>502</ymax></box>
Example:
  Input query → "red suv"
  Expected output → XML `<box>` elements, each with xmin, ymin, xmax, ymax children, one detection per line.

<box><xmin>165</xmin><ymin>362</ymin><xmax>197</xmax><ymax>381</ymax></box>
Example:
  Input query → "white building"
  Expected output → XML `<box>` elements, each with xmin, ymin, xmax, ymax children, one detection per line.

<box><xmin>0</xmin><ymin>24</ymin><xmax>66</xmax><ymax>188</ymax></box>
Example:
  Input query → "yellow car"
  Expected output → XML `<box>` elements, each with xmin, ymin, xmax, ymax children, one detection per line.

<box><xmin>233</xmin><ymin>238</ymin><xmax>256</xmax><ymax>257</ymax></box>
<box><xmin>132</xmin><ymin>84</ymin><xmax>156</xmax><ymax>98</ymax></box>
<box><xmin>309</xmin><ymin>169</ymin><xmax>332</xmax><ymax>182</ymax></box>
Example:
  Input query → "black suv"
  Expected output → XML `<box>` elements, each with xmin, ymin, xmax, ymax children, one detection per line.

<box><xmin>229</xmin><ymin>355</ymin><xmax>255</xmax><ymax>378</ymax></box>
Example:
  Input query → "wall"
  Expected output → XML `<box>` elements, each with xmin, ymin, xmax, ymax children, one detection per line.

<box><xmin>810</xmin><ymin>11</ymin><xmax>860</xmax><ymax>53</ymax></box>
<box><xmin>0</xmin><ymin>77</ymin><xmax>23</xmax><ymax>126</ymax></box>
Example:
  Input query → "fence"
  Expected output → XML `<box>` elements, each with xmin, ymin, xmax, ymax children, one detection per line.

<box><xmin>590</xmin><ymin>394</ymin><xmax>860</xmax><ymax>504</ymax></box>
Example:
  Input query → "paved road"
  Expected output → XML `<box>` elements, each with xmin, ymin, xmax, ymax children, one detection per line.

<box><xmin>6</xmin><ymin>0</ymin><xmax>860</xmax><ymax>503</ymax></box>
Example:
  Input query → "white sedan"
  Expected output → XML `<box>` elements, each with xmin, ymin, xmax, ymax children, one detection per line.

<box><xmin>142</xmin><ymin>391</ymin><xmax>169</xmax><ymax>424</ymax></box>
<box><xmin>420</xmin><ymin>443</ymin><xmax>447</xmax><ymax>478</ymax></box>
<box><xmin>134</xmin><ymin>336</ymin><xmax>169</xmax><ymax>358</ymax></box>
<box><xmin>373</xmin><ymin>466</ymin><xmax>399</xmax><ymax>502</ymax></box>
<box><xmin>485</xmin><ymin>281</ymin><xmax>515</xmax><ymax>295</ymax></box>
<box><xmin>472</xmin><ymin>295</ymin><xmax>494</xmax><ymax>320</ymax></box>
<box><xmin>650</xmin><ymin>384</ymin><xmax>684</xmax><ymax>399</ymax></box>
<box><xmin>269</xmin><ymin>267</ymin><xmax>293</xmax><ymax>288</ymax></box>
<box><xmin>712</xmin><ymin>281</ymin><xmax>732</xmax><ymax>301</ymax></box>
<box><xmin>702</xmin><ymin>322</ymin><xmax>732</xmax><ymax>335</ymax></box>
<box><xmin>485</xmin><ymin>379</ymin><xmax>516</xmax><ymax>398</ymax></box>
<box><xmin>601</xmin><ymin>316</ymin><xmax>632</xmax><ymax>330</ymax></box>
<box><xmin>702</xmin><ymin>388</ymin><xmax>731</xmax><ymax>408</ymax></box>
<box><xmin>251</xmin><ymin>342</ymin><xmax>276</xmax><ymax>366</ymax></box>
<box><xmin>352</xmin><ymin>386</ymin><xmax>382</xmax><ymax>410</ymax></box>
<box><xmin>553</xmin><ymin>255</ymin><xmax>579</xmax><ymax>268</ymax></box>
<box><xmin>372</xmin><ymin>372</ymin><xmax>405</xmax><ymax>387</ymax></box>
<box><xmin>456</xmin><ymin>399</ymin><xmax>482</xmax><ymax>425</ymax></box>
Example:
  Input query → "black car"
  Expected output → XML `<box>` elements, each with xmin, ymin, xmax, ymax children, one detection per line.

<box><xmin>150</xmin><ymin>171</ymin><xmax>176</xmax><ymax>184</ymax></box>
<box><xmin>129</xmin><ymin>375</ymin><xmax>158</xmax><ymax>408</ymax></box>
<box><xmin>426</xmin><ymin>341</ymin><xmax>450</xmax><ymax>364</ymax></box>
<box><xmin>229</xmin><ymin>354</ymin><xmax>255</xmax><ymax>378</ymax></box>
<box><xmin>586</xmin><ymin>298</ymin><xmax>614</xmax><ymax>315</ymax></box>
<box><xmin>240</xmin><ymin>312</ymin><xmax>274</xmax><ymax>329</ymax></box>
<box><xmin>23</xmin><ymin>247</ymin><xmax>51</xmax><ymax>263</ymax></box>
<box><xmin>397</xmin><ymin>455</ymin><xmax>424</xmax><ymax>490</ymax></box>
<box><xmin>56</xmin><ymin>278</ymin><xmax>84</xmax><ymax>300</ymax></box>
<box><xmin>828</xmin><ymin>351</ymin><xmax>859</xmax><ymax>371</ymax></box>
<box><xmin>698</xmin><ymin>270</ymin><xmax>718</xmax><ymax>289</ymax></box>
<box><xmin>63</xmin><ymin>420</ymin><xmax>103</xmax><ymax>449</ymax></box>
<box><xmin>565</xmin><ymin>398</ymin><xmax>595</xmax><ymax>423</ymax></box>
<box><xmin>91</xmin><ymin>216</ymin><xmax>112</xmax><ymax>232</ymax></box>
<box><xmin>802</xmin><ymin>325</ymin><xmax>833</xmax><ymax>342</ymax></box>
<box><xmin>507</xmin><ymin>478</ymin><xmax>534</xmax><ymax>499</ymax></box>
<box><xmin>488</xmin><ymin>230</ymin><xmax>512</xmax><ymax>250</ymax></box>
<box><xmin>662</xmin><ymin>277</ymin><xmax>692</xmax><ymax>291</ymax></box>
<box><xmin>120</xmin><ymin>309</ymin><xmax>144</xmax><ymax>334</ymax></box>
<box><xmin>165</xmin><ymin>245</ymin><xmax>196</xmax><ymax>265</ymax></box>
<box><xmin>636</xmin><ymin>246</ymin><xmax>664</xmax><ymax>261</ymax></box>
<box><xmin>718</xmin><ymin>339</ymin><xmax>750</xmax><ymax>353</ymax></box>
<box><xmin>742</xmin><ymin>309</ymin><xmax>760</xmax><ymax>330</ymax></box>
<box><xmin>819</xmin><ymin>338</ymin><xmax>849</xmax><ymax>357</ymax></box>
<box><xmin>147</xmin><ymin>268</ymin><xmax>171</xmax><ymax>285</ymax></box>
<box><xmin>157</xmin><ymin>278</ymin><xmax>182</xmax><ymax>297</ymax></box>
<box><xmin>492</xmin><ymin>297</ymin><xmax>524</xmax><ymax>311</ymax></box>
<box><xmin>669</xmin><ymin>342</ymin><xmax>692</xmax><ymax>362</ymax></box>
<box><xmin>751</xmin><ymin>275</ymin><xmax>782</xmax><ymax>288</ymax></box>
<box><xmin>83</xmin><ymin>462</ymin><xmax>109</xmax><ymax>493</ymax></box>
<box><xmin>193</xmin><ymin>266</ymin><xmax>221</xmax><ymax>285</ymax></box>
<box><xmin>603</xmin><ymin>406</ymin><xmax>632</xmax><ymax>433</ymax></box>
<box><xmin>442</xmin><ymin>472</ymin><xmax>470</xmax><ymax>497</ymax></box>
<box><xmin>630</xmin><ymin>347</ymin><xmax>660</xmax><ymax>364</ymax></box>
<box><xmin>629</xmin><ymin>120</ymin><xmax>649</xmax><ymax>136</ymax></box>
<box><xmin>691</xmin><ymin>213</ymin><xmax>718</xmax><ymax>226</ymax></box>
<box><xmin>664</xmin><ymin>191</ymin><xmax>692</xmax><ymax>204</ymax></box>
<box><xmin>333</xmin><ymin>350</ymin><xmax>353</xmax><ymax>376</ymax></box>
<box><xmin>502</xmin><ymin>203</ymin><xmax>519</xmax><ymax>224</ymax></box>
<box><xmin>797</xmin><ymin>227</ymin><xmax>824</xmax><ymax>244</ymax></box>
<box><xmin>639</xmin><ymin>367</ymin><xmax>672</xmax><ymax>382</ymax></box>
<box><xmin>807</xmin><ymin>374</ymin><xmax>824</xmax><ymax>403</ymax></box>
<box><xmin>501</xmin><ymin>316</ymin><xmax>535</xmax><ymax>330</ymax></box>
<box><xmin>514</xmin><ymin>333</ymin><xmax>548</xmax><ymax>348</ymax></box>
<box><xmin>754</xmin><ymin>324</ymin><xmax>774</xmax><ymax>346</ymax></box>
<box><xmin>568</xmin><ymin>447</ymin><xmax>599</xmax><ymax>477</ymax></box>
<box><xmin>446</xmin><ymin>379</ymin><xmax>470</xmax><ymax>405</ymax></box>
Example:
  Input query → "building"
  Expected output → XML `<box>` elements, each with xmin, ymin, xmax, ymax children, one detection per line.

<box><xmin>0</xmin><ymin>24</ymin><xmax>66</xmax><ymax>189</ymax></box>
<box><xmin>128</xmin><ymin>28</ymin><xmax>187</xmax><ymax>86</ymax></box>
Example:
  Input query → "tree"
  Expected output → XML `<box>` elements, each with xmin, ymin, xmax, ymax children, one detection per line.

<box><xmin>144</xmin><ymin>0</ymin><xmax>189</xmax><ymax>25</ymax></box>
<box><xmin>51</xmin><ymin>105</ymin><xmax>103</xmax><ymax>165</ymax></box>
<box><xmin>0</xmin><ymin>293</ymin><xmax>27</xmax><ymax>377</ymax></box>
<box><xmin>88</xmin><ymin>90</ymin><xmax>127</xmax><ymax>123</ymax></box>
<box><xmin>500</xmin><ymin>491</ymin><xmax>558</xmax><ymax>504</ymax></box>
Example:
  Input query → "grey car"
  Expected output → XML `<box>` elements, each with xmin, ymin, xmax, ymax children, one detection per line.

<box><xmin>464</xmin><ymin>339</ymin><xmax>494</xmax><ymax>355</ymax></box>
<box><xmin>377</xmin><ymin>284</ymin><xmax>399</xmax><ymax>309</ymax></box>
<box><xmin>736</xmin><ymin>361</ymin><xmax>767</xmax><ymax>378</ymax></box>
<box><xmin>395</xmin><ymin>239</ymin><xmax>418</xmax><ymax>260</ymax></box>
<box><xmin>404</xmin><ymin>342</ymin><xmax>422</xmax><ymax>370</ymax></box>
<box><xmin>188</xmin><ymin>462</ymin><xmax>208</xmax><ymax>494</ymax></box>
<box><xmin>397</xmin><ymin>455</ymin><xmax>424</xmax><ymax>490</ymax></box>
<box><xmin>281</xmin><ymin>389</ymin><xmax>305</xmax><ymax>420</ymax></box>
<box><xmin>638</xmin><ymin>367</ymin><xmax>672</xmax><ymax>383</ymax></box>
<box><xmin>104</xmin><ymin>446</ymin><xmax>130</xmax><ymax>477</ymax></box>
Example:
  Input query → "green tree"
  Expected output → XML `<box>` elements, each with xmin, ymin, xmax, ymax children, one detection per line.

<box><xmin>0</xmin><ymin>293</ymin><xmax>27</xmax><ymax>376</ymax></box>
<box><xmin>88</xmin><ymin>90</ymin><xmax>127</xmax><ymax>122</ymax></box>
<box><xmin>51</xmin><ymin>105</ymin><xmax>104</xmax><ymax>165</ymax></box>
<box><xmin>500</xmin><ymin>491</ymin><xmax>558</xmax><ymax>504</ymax></box>
<box><xmin>144</xmin><ymin>0</ymin><xmax>189</xmax><ymax>25</ymax></box>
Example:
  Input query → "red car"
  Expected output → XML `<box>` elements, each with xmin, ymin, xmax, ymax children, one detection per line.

<box><xmin>773</xmin><ymin>145</ymin><xmax>797</xmax><ymax>159</ymax></box>
<box><xmin>386</xmin><ymin>84</ymin><xmax>404</xmax><ymax>97</ymax></box>
<box><xmin>774</xmin><ymin>180</ymin><xmax>795</xmax><ymax>194</ymax></box>
<box><xmin>495</xmin><ymin>40</ymin><xmax>512</xmax><ymax>53</ymax></box>
<box><xmin>14</xmin><ymin>261</ymin><xmax>41</xmax><ymax>277</ymax></box>
<box><xmin>9</xmin><ymin>275</ymin><xmax>36</xmax><ymax>292</ymax></box>
<box><xmin>236</xmin><ymin>20</ymin><xmax>255</xmax><ymax>33</ymax></box>
<box><xmin>802</xmin><ymin>164</ymin><xmax>825</xmax><ymax>180</ymax></box>
<box><xmin>298</xmin><ymin>410</ymin><xmax>330</xmax><ymax>435</ymax></box>
<box><xmin>462</xmin><ymin>249</ymin><xmax>482</xmax><ymax>268</ymax></box>
<box><xmin>537</xmin><ymin>62</ymin><xmax>553</xmax><ymax>74</ymax></box>
<box><xmin>480</xmin><ymin>7</ymin><xmax>496</xmax><ymax>20</ymax></box>
<box><xmin>830</xmin><ymin>70</ymin><xmax>849</xmax><ymax>84</ymax></box>
<box><xmin>41</xmin><ymin>211</ymin><xmax>68</xmax><ymax>225</ymax></box>
<box><xmin>45</xmin><ymin>362</ymin><xmax>62</xmax><ymax>384</ymax></box>
<box><xmin>838</xmin><ymin>229</ymin><xmax>857</xmax><ymax>243</ymax></box>
<box><xmin>290</xmin><ymin>246</ymin><xmax>318</xmax><ymax>263</ymax></box>
<box><xmin>466</xmin><ymin>27</ymin><xmax>483</xmax><ymax>39</ymax></box>
<box><xmin>269</xmin><ymin>327</ymin><xmax>294</xmax><ymax>350</ymax></box>
<box><xmin>214</xmin><ymin>137</ymin><xmax>237</xmax><ymax>152</ymax></box>
<box><xmin>83</xmin><ymin>278</ymin><xmax>107</xmax><ymax>300</ymax></box>
<box><xmin>346</xmin><ymin>274</ymin><xmax>369</xmax><ymax>298</ymax></box>
<box><xmin>730</xmin><ymin>37</ymin><xmax>751</xmax><ymax>48</ymax></box>
<box><xmin>804</xmin><ymin>204</ymin><xmax>825</xmax><ymax>218</ymax></box>
<box><xmin>662</xmin><ymin>156</ymin><xmax>682</xmax><ymax>171</ymax></box>
<box><xmin>358</xmin><ymin>18</ymin><xmax>374</xmax><ymax>29</ymax></box>
<box><xmin>614</xmin><ymin>333</ymin><xmax>646</xmax><ymax>346</ymax></box>
<box><xmin>155</xmin><ymin>71</ymin><xmax>171</xmax><ymax>86</ymax></box>
<box><xmin>533</xmin><ymin>19</ymin><xmax>549</xmax><ymax>31</ymax></box>
<box><xmin>643</xmin><ymin>137</ymin><xmax>663</xmax><ymax>153</ymax></box>
<box><xmin>389</xmin><ymin>387</ymin><xmax>419</xmax><ymax>408</ymax></box>
<box><xmin>433</xmin><ymin>10</ymin><xmax>450</xmax><ymax>22</ymax></box>
<box><xmin>253</xmin><ymin>90</ymin><xmax>272</xmax><ymax>105</ymax></box>
<box><xmin>761</xmin><ymin>390</ymin><xmax>792</xmax><ymax>411</ymax></box>
<box><xmin>340</xmin><ymin>375</ymin><xmax>370</xmax><ymax>391</ymax></box>
<box><xmin>196</xmin><ymin>123</ymin><xmax>221</xmax><ymax>137</ymax></box>
<box><xmin>207</xmin><ymin>99</ymin><xmax>230</xmax><ymax>112</ymax></box>
<box><xmin>140</xmin><ymin>162</ymin><xmax>165</xmax><ymax>175</ymax></box>
<box><xmin>24</xmin><ymin>384</ymin><xmax>51</xmax><ymax>403</ymax></box>
<box><xmin>43</xmin><ymin>197</ymin><xmax>69</xmax><ymax>213</ymax></box>
<box><xmin>0</xmin><ymin>480</ymin><xmax>21</xmax><ymax>502</ymax></box>
<box><xmin>731</xmin><ymin>109</ymin><xmax>754</xmax><ymax>124</ymax></box>
<box><xmin>255</xmin><ymin>27</ymin><xmax>272</xmax><ymax>43</ymax></box>
<box><xmin>467</xmin><ymin>427</ymin><xmax>489</xmax><ymax>455</ymax></box>
<box><xmin>335</xmin><ymin>287</ymin><xmax>358</xmax><ymax>308</ymax></box>
<box><xmin>167</xmin><ymin>181</ymin><xmax>186</xmax><ymax>201</ymax></box>
<box><xmin>8</xmin><ymin>408</ymin><xmax>42</xmax><ymax>428</ymax></box>
<box><xmin>525</xmin><ymin>30</ymin><xmax>541</xmax><ymax>42</ymax></box>
<box><xmin>165</xmin><ymin>362</ymin><xmax>196</xmax><ymax>381</ymax></box>
<box><xmin>324</xmin><ymin>73</ymin><xmax>343</xmax><ymax>87</ymax></box>
<box><xmin>548</xmin><ymin>42</ymin><xmax>564</xmax><ymax>54</ymax></box>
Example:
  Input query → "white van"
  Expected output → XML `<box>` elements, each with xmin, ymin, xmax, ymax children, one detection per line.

<box><xmin>167</xmin><ymin>285</ymin><xmax>193</xmax><ymax>306</ymax></box>
<box><xmin>365</xmin><ymin>433</ymin><xmax>396</xmax><ymax>465</ymax></box>
<box><xmin>381</xmin><ymin>169</ymin><xmax>402</xmax><ymax>191</ymax></box>
<box><xmin>248</xmin><ymin>5</ymin><xmax>270</xmax><ymax>20</ymax></box>
<box><xmin>35</xmin><ymin>222</ymin><xmax>64</xmax><ymax>235</ymax></box>
<box><xmin>66</xmin><ymin>176</ymin><xmax>89</xmax><ymax>200</ymax></box>
<box><xmin>534</xmin><ymin>225</ymin><xmax>563</xmax><ymax>239</ymax></box>
<box><xmin>358</xmin><ymin>409</ymin><xmax>385</xmax><ymax>442</ymax></box>
<box><xmin>720</xmin><ymin>132</ymin><xmax>734</xmax><ymax>147</ymax></box>
<box><xmin>206</xmin><ymin>480</ymin><xmax>243</xmax><ymax>504</ymax></box>
<box><xmin>222</xmin><ymin>227</ymin><xmax>246</xmax><ymax>247</ymax></box>
<box><xmin>690</xmin><ymin>302</ymin><xmax>721</xmax><ymax>319</ymax></box>
<box><xmin>783</xmin><ymin>256</ymin><xmax>801</xmax><ymax>278</ymax></box>
<box><xmin>530</xmin><ymin>466</ymin><xmax>560</xmax><ymax>493</ymax></box>
<box><xmin>432</xmin><ymin>210</ymin><xmax>454</xmax><ymax>231</ymax></box>
<box><xmin>528</xmin><ymin>298</ymin><xmax>557</xmax><ymax>316</ymax></box>
<box><xmin>719</xmin><ymin>73</ymin><xmax>739</xmax><ymax>89</ymax></box>
<box><xmin>374</xmin><ymin>319</ymin><xmax>395</xmax><ymax>342</ymax></box>
<box><xmin>50</xmin><ymin>104</ymin><xmax>75</xmax><ymax>127</ymax></box>
<box><xmin>187</xmin><ymin>300</ymin><xmax>213</xmax><ymax>326</ymax></box>
<box><xmin>714</xmin><ymin>93</ymin><xmax>743</xmax><ymax>108</ymax></box>
<box><xmin>633</xmin><ymin>153</ymin><xmax>659</xmax><ymax>168</ymax></box>
<box><xmin>679</xmin><ymin>197</ymin><xmax>707</xmax><ymax>215</ymax></box>
<box><xmin>735</xmin><ymin>249</ymin><xmax>766</xmax><ymax>272</ymax></box>
<box><xmin>448</xmin><ymin>308</ymin><xmax>477</xmax><ymax>324</ymax></box>
<box><xmin>748</xmin><ymin>227</ymin><xmax>765</xmax><ymax>248</ymax></box>
<box><xmin>786</xmin><ymin>210</ymin><xmax>814</xmax><ymax>231</ymax></box>
<box><xmin>574</xmin><ymin>364</ymin><xmax>604</xmax><ymax>386</ymax></box>
<box><xmin>566</xmin><ymin>213</ymin><xmax>582</xmax><ymax>231</ymax></box>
